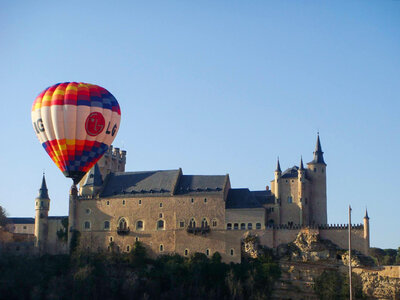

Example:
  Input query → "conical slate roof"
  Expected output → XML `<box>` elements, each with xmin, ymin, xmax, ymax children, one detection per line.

<box><xmin>309</xmin><ymin>134</ymin><xmax>326</xmax><ymax>165</ymax></box>
<box><xmin>38</xmin><ymin>174</ymin><xmax>49</xmax><ymax>199</ymax></box>
<box><xmin>83</xmin><ymin>164</ymin><xmax>103</xmax><ymax>187</ymax></box>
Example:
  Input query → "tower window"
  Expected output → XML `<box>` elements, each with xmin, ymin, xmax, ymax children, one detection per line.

<box><xmin>109</xmin><ymin>236</ymin><xmax>113</xmax><ymax>242</ymax></box>
<box><xmin>135</xmin><ymin>237</ymin><xmax>139</xmax><ymax>242</ymax></box>
<box><xmin>139</xmin><ymin>199</ymin><xmax>142</xmax><ymax>205</ymax></box>
<box><xmin>256</xmin><ymin>223</ymin><xmax>261</xmax><ymax>229</ymax></box>
<box><xmin>126</xmin><ymin>245</ymin><xmax>130</xmax><ymax>252</ymax></box>
<box><xmin>122</xmin><ymin>200</ymin><xmax>126</xmax><ymax>206</ymax></box>
<box><xmin>157</xmin><ymin>220</ymin><xmax>165</xmax><ymax>230</ymax></box>
<box><xmin>248</xmin><ymin>223</ymin><xmax>253</xmax><ymax>230</ymax></box>
<box><xmin>206</xmin><ymin>249</ymin><xmax>210</xmax><ymax>256</ymax></box>
<box><xmin>227</xmin><ymin>223</ymin><xmax>232</xmax><ymax>230</ymax></box>
<box><xmin>240</xmin><ymin>223</ymin><xmax>246</xmax><ymax>230</ymax></box>
<box><xmin>106</xmin><ymin>201</ymin><xmax>110</xmax><ymax>206</ymax></box>
<box><xmin>234</xmin><ymin>223</ymin><xmax>239</xmax><ymax>230</ymax></box>
<box><xmin>204</xmin><ymin>198</ymin><xmax>207</xmax><ymax>203</ymax></box>
<box><xmin>136</xmin><ymin>220</ymin><xmax>143</xmax><ymax>230</ymax></box>
<box><xmin>159</xmin><ymin>213</ymin><xmax>163</xmax><ymax>218</ymax></box>
<box><xmin>191</xmin><ymin>198</ymin><xmax>194</xmax><ymax>203</ymax></box>
<box><xmin>184</xmin><ymin>249</ymin><xmax>189</xmax><ymax>256</ymax></box>
<box><xmin>84</xmin><ymin>221</ymin><xmax>91</xmax><ymax>230</ymax></box>
<box><xmin>104</xmin><ymin>221</ymin><xmax>110</xmax><ymax>230</ymax></box>
<box><xmin>159</xmin><ymin>202</ymin><xmax>163</xmax><ymax>208</ymax></box>
<box><xmin>86</xmin><ymin>208</ymin><xmax>91</xmax><ymax>215</ymax></box>
<box><xmin>159</xmin><ymin>244</ymin><xmax>164</xmax><ymax>252</ymax></box>
<box><xmin>230</xmin><ymin>249</ymin><xmax>234</xmax><ymax>256</ymax></box>
<box><xmin>288</xmin><ymin>196</ymin><xmax>293</xmax><ymax>203</ymax></box>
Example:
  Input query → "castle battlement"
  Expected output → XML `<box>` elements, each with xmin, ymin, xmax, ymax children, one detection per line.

<box><xmin>266</xmin><ymin>224</ymin><xmax>364</xmax><ymax>230</ymax></box>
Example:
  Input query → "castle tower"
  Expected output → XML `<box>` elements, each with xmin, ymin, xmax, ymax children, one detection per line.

<box><xmin>307</xmin><ymin>134</ymin><xmax>327</xmax><ymax>225</ymax></box>
<box><xmin>363</xmin><ymin>208</ymin><xmax>370</xmax><ymax>255</ymax></box>
<box><xmin>67</xmin><ymin>184</ymin><xmax>78</xmax><ymax>251</ymax></box>
<box><xmin>274</xmin><ymin>157</ymin><xmax>282</xmax><ymax>224</ymax></box>
<box><xmin>34</xmin><ymin>174</ymin><xmax>50</xmax><ymax>254</ymax></box>
<box><xmin>298</xmin><ymin>157</ymin><xmax>306</xmax><ymax>225</ymax></box>
<box><xmin>80</xmin><ymin>164</ymin><xmax>104</xmax><ymax>196</ymax></box>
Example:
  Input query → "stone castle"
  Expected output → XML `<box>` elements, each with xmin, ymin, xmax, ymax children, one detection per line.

<box><xmin>3</xmin><ymin>135</ymin><xmax>370</xmax><ymax>263</ymax></box>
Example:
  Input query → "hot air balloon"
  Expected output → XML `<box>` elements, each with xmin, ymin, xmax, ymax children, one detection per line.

<box><xmin>31</xmin><ymin>82</ymin><xmax>121</xmax><ymax>184</ymax></box>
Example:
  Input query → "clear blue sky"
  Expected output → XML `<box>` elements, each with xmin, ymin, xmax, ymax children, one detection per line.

<box><xmin>0</xmin><ymin>1</ymin><xmax>399</xmax><ymax>249</ymax></box>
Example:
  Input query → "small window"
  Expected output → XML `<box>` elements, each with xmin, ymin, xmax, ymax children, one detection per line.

<box><xmin>135</xmin><ymin>237</ymin><xmax>139</xmax><ymax>242</ymax></box>
<box><xmin>139</xmin><ymin>199</ymin><xmax>142</xmax><ymax>205</ymax></box>
<box><xmin>36</xmin><ymin>201</ymin><xmax>38</xmax><ymax>207</ymax></box>
<box><xmin>126</xmin><ymin>245</ymin><xmax>130</xmax><ymax>252</ymax></box>
<box><xmin>23</xmin><ymin>226</ymin><xmax>27</xmax><ymax>230</ymax></box>
<box><xmin>234</xmin><ymin>223</ymin><xmax>239</xmax><ymax>230</ymax></box>
<box><xmin>86</xmin><ymin>208</ymin><xmax>91</xmax><ymax>215</ymax></box>
<box><xmin>159</xmin><ymin>202</ymin><xmax>163</xmax><ymax>208</ymax></box>
<box><xmin>184</xmin><ymin>249</ymin><xmax>189</xmax><ymax>256</ymax></box>
<box><xmin>191</xmin><ymin>198</ymin><xmax>194</xmax><ymax>203</ymax></box>
<box><xmin>157</xmin><ymin>220</ymin><xmax>164</xmax><ymax>230</ymax></box>
<box><xmin>204</xmin><ymin>198</ymin><xmax>207</xmax><ymax>203</ymax></box>
<box><xmin>179</xmin><ymin>221</ymin><xmax>185</xmax><ymax>228</ymax></box>
<box><xmin>256</xmin><ymin>223</ymin><xmax>261</xmax><ymax>230</ymax></box>
<box><xmin>104</xmin><ymin>221</ymin><xmax>110</xmax><ymax>230</ymax></box>
<box><xmin>288</xmin><ymin>196</ymin><xmax>293</xmax><ymax>203</ymax></box>
<box><xmin>201</xmin><ymin>218</ymin><xmax>208</xmax><ymax>228</ymax></box>
<box><xmin>84</xmin><ymin>221</ymin><xmax>91</xmax><ymax>230</ymax></box>
<box><xmin>240</xmin><ymin>223</ymin><xmax>246</xmax><ymax>230</ymax></box>
<box><xmin>206</xmin><ymin>249</ymin><xmax>210</xmax><ymax>256</ymax></box>
<box><xmin>227</xmin><ymin>223</ymin><xmax>232</xmax><ymax>230</ymax></box>
<box><xmin>159</xmin><ymin>213</ymin><xmax>163</xmax><ymax>218</ymax></box>
<box><xmin>106</xmin><ymin>201</ymin><xmax>110</xmax><ymax>206</ymax></box>
<box><xmin>248</xmin><ymin>223</ymin><xmax>252</xmax><ymax>230</ymax></box>
<box><xmin>189</xmin><ymin>218</ymin><xmax>196</xmax><ymax>228</ymax></box>
<box><xmin>109</xmin><ymin>236</ymin><xmax>113</xmax><ymax>242</ymax></box>
<box><xmin>230</xmin><ymin>249</ymin><xmax>234</xmax><ymax>256</ymax></box>
<box><xmin>136</xmin><ymin>220</ymin><xmax>143</xmax><ymax>230</ymax></box>
<box><xmin>212</xmin><ymin>219</ymin><xmax>217</xmax><ymax>227</ymax></box>
<box><xmin>122</xmin><ymin>200</ymin><xmax>126</xmax><ymax>206</ymax></box>
<box><xmin>159</xmin><ymin>244</ymin><xmax>164</xmax><ymax>252</ymax></box>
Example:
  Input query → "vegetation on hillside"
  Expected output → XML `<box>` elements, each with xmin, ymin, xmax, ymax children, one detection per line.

<box><xmin>369</xmin><ymin>247</ymin><xmax>400</xmax><ymax>266</ymax></box>
<box><xmin>0</xmin><ymin>206</ymin><xmax>7</xmax><ymax>227</ymax></box>
<box><xmin>0</xmin><ymin>241</ymin><xmax>281</xmax><ymax>300</ymax></box>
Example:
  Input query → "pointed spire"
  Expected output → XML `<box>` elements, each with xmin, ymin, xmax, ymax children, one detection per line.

<box><xmin>364</xmin><ymin>208</ymin><xmax>369</xmax><ymax>219</ymax></box>
<box><xmin>38</xmin><ymin>173</ymin><xmax>49</xmax><ymax>199</ymax></box>
<box><xmin>275</xmin><ymin>157</ymin><xmax>282</xmax><ymax>172</ymax></box>
<box><xmin>83</xmin><ymin>164</ymin><xmax>103</xmax><ymax>187</ymax></box>
<box><xmin>299</xmin><ymin>156</ymin><xmax>304</xmax><ymax>170</ymax></box>
<box><xmin>309</xmin><ymin>133</ymin><xmax>326</xmax><ymax>165</ymax></box>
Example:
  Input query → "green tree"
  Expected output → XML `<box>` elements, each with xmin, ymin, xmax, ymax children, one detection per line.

<box><xmin>0</xmin><ymin>205</ymin><xmax>7</xmax><ymax>227</ymax></box>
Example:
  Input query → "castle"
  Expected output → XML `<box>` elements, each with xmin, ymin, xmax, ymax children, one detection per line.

<box><xmin>2</xmin><ymin>135</ymin><xmax>370</xmax><ymax>263</ymax></box>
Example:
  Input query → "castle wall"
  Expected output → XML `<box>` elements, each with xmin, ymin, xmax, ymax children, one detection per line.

<box><xmin>46</xmin><ymin>218</ymin><xmax>68</xmax><ymax>254</ymax></box>
<box><xmin>279</xmin><ymin>178</ymin><xmax>301</xmax><ymax>225</ymax></box>
<box><xmin>225</xmin><ymin>208</ymin><xmax>265</xmax><ymax>230</ymax></box>
<box><xmin>6</xmin><ymin>223</ymin><xmax>34</xmax><ymax>234</ymax></box>
<box><xmin>319</xmin><ymin>225</ymin><xmax>366</xmax><ymax>255</ymax></box>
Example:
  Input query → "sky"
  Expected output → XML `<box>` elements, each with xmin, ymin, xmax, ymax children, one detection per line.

<box><xmin>0</xmin><ymin>1</ymin><xmax>399</xmax><ymax>249</ymax></box>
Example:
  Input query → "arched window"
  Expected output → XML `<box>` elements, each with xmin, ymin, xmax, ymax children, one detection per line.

<box><xmin>212</xmin><ymin>219</ymin><xmax>218</xmax><ymax>227</ymax></box>
<box><xmin>206</xmin><ymin>249</ymin><xmax>210</xmax><ymax>256</ymax></box>
<box><xmin>240</xmin><ymin>223</ymin><xmax>246</xmax><ymax>230</ymax></box>
<box><xmin>104</xmin><ymin>221</ymin><xmax>110</xmax><ymax>230</ymax></box>
<box><xmin>126</xmin><ymin>245</ymin><xmax>130</xmax><ymax>252</ymax></box>
<box><xmin>230</xmin><ymin>249</ymin><xmax>234</xmax><ymax>256</ymax></box>
<box><xmin>159</xmin><ymin>244</ymin><xmax>164</xmax><ymax>252</ymax></box>
<box><xmin>256</xmin><ymin>223</ymin><xmax>261</xmax><ymax>229</ymax></box>
<box><xmin>119</xmin><ymin>218</ymin><xmax>127</xmax><ymax>230</ymax></box>
<box><xmin>157</xmin><ymin>220</ymin><xmax>164</xmax><ymax>230</ymax></box>
<box><xmin>136</xmin><ymin>220</ymin><xmax>143</xmax><ymax>230</ymax></box>
<box><xmin>184</xmin><ymin>249</ymin><xmax>189</xmax><ymax>256</ymax></box>
<box><xmin>189</xmin><ymin>218</ymin><xmax>196</xmax><ymax>228</ymax></box>
<box><xmin>201</xmin><ymin>218</ymin><xmax>208</xmax><ymax>228</ymax></box>
<box><xmin>248</xmin><ymin>223</ymin><xmax>253</xmax><ymax>230</ymax></box>
<box><xmin>234</xmin><ymin>223</ymin><xmax>239</xmax><ymax>230</ymax></box>
<box><xmin>84</xmin><ymin>221</ymin><xmax>91</xmax><ymax>230</ymax></box>
<box><xmin>227</xmin><ymin>223</ymin><xmax>232</xmax><ymax>230</ymax></box>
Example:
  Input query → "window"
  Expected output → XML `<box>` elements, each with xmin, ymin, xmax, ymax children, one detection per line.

<box><xmin>201</xmin><ymin>218</ymin><xmax>208</xmax><ymax>228</ymax></box>
<box><xmin>104</xmin><ymin>221</ymin><xmax>110</xmax><ymax>230</ymax></box>
<box><xmin>159</xmin><ymin>244</ymin><xmax>164</xmax><ymax>252</ymax></box>
<box><xmin>288</xmin><ymin>196</ymin><xmax>293</xmax><ymax>203</ymax></box>
<box><xmin>288</xmin><ymin>221</ymin><xmax>293</xmax><ymax>227</ymax></box>
<box><xmin>256</xmin><ymin>223</ymin><xmax>261</xmax><ymax>230</ymax></box>
<box><xmin>206</xmin><ymin>249</ymin><xmax>210</xmax><ymax>256</ymax></box>
<box><xmin>86</xmin><ymin>208</ymin><xmax>91</xmax><ymax>215</ymax></box>
<box><xmin>136</xmin><ymin>220</ymin><xmax>143</xmax><ymax>230</ymax></box>
<box><xmin>159</xmin><ymin>202</ymin><xmax>163</xmax><ymax>208</ymax></box>
<box><xmin>248</xmin><ymin>223</ymin><xmax>253</xmax><ymax>230</ymax></box>
<box><xmin>212</xmin><ymin>219</ymin><xmax>217</xmax><ymax>227</ymax></box>
<box><xmin>227</xmin><ymin>223</ymin><xmax>232</xmax><ymax>230</ymax></box>
<box><xmin>23</xmin><ymin>226</ymin><xmax>27</xmax><ymax>230</ymax></box>
<box><xmin>126</xmin><ymin>245</ymin><xmax>130</xmax><ymax>252</ymax></box>
<box><xmin>135</xmin><ymin>237</ymin><xmax>139</xmax><ymax>242</ymax></box>
<box><xmin>157</xmin><ymin>220</ymin><xmax>164</xmax><ymax>230</ymax></box>
<box><xmin>230</xmin><ymin>249</ymin><xmax>234</xmax><ymax>256</ymax></box>
<box><xmin>139</xmin><ymin>199</ymin><xmax>142</xmax><ymax>205</ymax></box>
<box><xmin>36</xmin><ymin>201</ymin><xmax>38</xmax><ymax>207</ymax></box>
<box><xmin>40</xmin><ymin>213</ymin><xmax>44</xmax><ymax>219</ymax></box>
<box><xmin>122</xmin><ymin>200</ymin><xmax>126</xmax><ymax>206</ymax></box>
<box><xmin>240</xmin><ymin>223</ymin><xmax>246</xmax><ymax>230</ymax></box>
<box><xmin>84</xmin><ymin>221</ymin><xmax>91</xmax><ymax>230</ymax></box>
<box><xmin>189</xmin><ymin>218</ymin><xmax>196</xmax><ymax>228</ymax></box>
<box><xmin>234</xmin><ymin>223</ymin><xmax>239</xmax><ymax>230</ymax></box>
<box><xmin>184</xmin><ymin>249</ymin><xmax>189</xmax><ymax>256</ymax></box>
<box><xmin>191</xmin><ymin>198</ymin><xmax>194</xmax><ymax>203</ymax></box>
<box><xmin>106</xmin><ymin>200</ymin><xmax>110</xmax><ymax>206</ymax></box>
<box><xmin>109</xmin><ymin>236</ymin><xmax>113</xmax><ymax>242</ymax></box>
<box><xmin>118</xmin><ymin>218</ymin><xmax>127</xmax><ymax>230</ymax></box>
<box><xmin>159</xmin><ymin>213</ymin><xmax>163</xmax><ymax>218</ymax></box>
<box><xmin>179</xmin><ymin>220</ymin><xmax>185</xmax><ymax>228</ymax></box>
<box><xmin>204</xmin><ymin>198</ymin><xmax>207</xmax><ymax>203</ymax></box>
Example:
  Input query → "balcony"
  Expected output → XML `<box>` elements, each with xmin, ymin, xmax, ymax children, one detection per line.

<box><xmin>187</xmin><ymin>225</ymin><xmax>210</xmax><ymax>235</ymax></box>
<box><xmin>117</xmin><ymin>227</ymin><xmax>130</xmax><ymax>236</ymax></box>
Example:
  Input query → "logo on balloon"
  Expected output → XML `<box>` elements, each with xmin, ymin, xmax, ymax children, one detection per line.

<box><xmin>85</xmin><ymin>112</ymin><xmax>105</xmax><ymax>136</ymax></box>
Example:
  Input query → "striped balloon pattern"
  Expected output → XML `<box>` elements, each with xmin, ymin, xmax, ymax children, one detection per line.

<box><xmin>32</xmin><ymin>82</ymin><xmax>121</xmax><ymax>184</ymax></box>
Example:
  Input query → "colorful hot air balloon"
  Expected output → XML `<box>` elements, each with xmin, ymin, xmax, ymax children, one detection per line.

<box><xmin>31</xmin><ymin>82</ymin><xmax>121</xmax><ymax>184</ymax></box>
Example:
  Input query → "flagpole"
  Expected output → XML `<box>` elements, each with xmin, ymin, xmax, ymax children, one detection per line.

<box><xmin>349</xmin><ymin>205</ymin><xmax>352</xmax><ymax>300</ymax></box>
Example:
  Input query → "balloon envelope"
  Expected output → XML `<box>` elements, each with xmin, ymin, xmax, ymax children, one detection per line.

<box><xmin>32</xmin><ymin>82</ymin><xmax>121</xmax><ymax>184</ymax></box>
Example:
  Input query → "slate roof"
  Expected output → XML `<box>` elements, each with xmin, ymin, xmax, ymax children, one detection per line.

<box><xmin>281</xmin><ymin>166</ymin><xmax>299</xmax><ymax>178</ymax></box>
<box><xmin>175</xmin><ymin>175</ymin><xmax>227</xmax><ymax>195</ymax></box>
<box><xmin>226</xmin><ymin>189</ymin><xmax>263</xmax><ymax>209</ymax></box>
<box><xmin>7</xmin><ymin>217</ymin><xmax>35</xmax><ymax>224</ymax></box>
<box><xmin>38</xmin><ymin>175</ymin><xmax>49</xmax><ymax>199</ymax></box>
<box><xmin>83</xmin><ymin>164</ymin><xmax>103</xmax><ymax>187</ymax></box>
<box><xmin>251</xmin><ymin>190</ymin><xmax>275</xmax><ymax>205</ymax></box>
<box><xmin>100</xmin><ymin>170</ymin><xmax>180</xmax><ymax>197</ymax></box>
